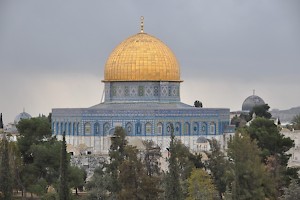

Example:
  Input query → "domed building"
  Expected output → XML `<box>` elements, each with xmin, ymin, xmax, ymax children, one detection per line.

<box><xmin>242</xmin><ymin>94</ymin><xmax>265</xmax><ymax>112</ymax></box>
<box><xmin>52</xmin><ymin>19</ymin><xmax>232</xmax><ymax>154</ymax></box>
<box><xmin>14</xmin><ymin>110</ymin><xmax>32</xmax><ymax>124</ymax></box>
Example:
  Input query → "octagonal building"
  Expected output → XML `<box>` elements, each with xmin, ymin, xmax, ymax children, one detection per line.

<box><xmin>52</xmin><ymin>21</ymin><xmax>232</xmax><ymax>154</ymax></box>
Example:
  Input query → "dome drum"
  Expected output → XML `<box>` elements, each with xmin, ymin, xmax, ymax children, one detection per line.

<box><xmin>104</xmin><ymin>81</ymin><xmax>180</xmax><ymax>103</ymax></box>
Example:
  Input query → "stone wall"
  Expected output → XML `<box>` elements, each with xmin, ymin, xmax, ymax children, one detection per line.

<box><xmin>70</xmin><ymin>154</ymin><xmax>108</xmax><ymax>180</ymax></box>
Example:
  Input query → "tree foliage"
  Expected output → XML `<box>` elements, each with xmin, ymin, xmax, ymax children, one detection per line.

<box><xmin>87</xmin><ymin>127</ymin><xmax>163</xmax><ymax>200</ymax></box>
<box><xmin>207</xmin><ymin>139</ymin><xmax>230</xmax><ymax>198</ymax></box>
<box><xmin>15</xmin><ymin>117</ymin><xmax>84</xmax><ymax>198</ymax></box>
<box><xmin>17</xmin><ymin>117</ymin><xmax>52</xmax><ymax>164</ymax></box>
<box><xmin>227</xmin><ymin>133</ymin><xmax>270</xmax><ymax>200</ymax></box>
<box><xmin>0</xmin><ymin>137</ymin><xmax>13</xmax><ymax>200</ymax></box>
<box><xmin>0</xmin><ymin>113</ymin><xmax>3</xmax><ymax>129</ymax></box>
<box><xmin>59</xmin><ymin>133</ymin><xmax>70</xmax><ymax>200</ymax></box>
<box><xmin>165</xmin><ymin>130</ymin><xmax>183</xmax><ymax>200</ymax></box>
<box><xmin>246</xmin><ymin>117</ymin><xmax>294</xmax><ymax>165</ymax></box>
<box><xmin>68</xmin><ymin>166</ymin><xmax>86</xmax><ymax>195</ymax></box>
<box><xmin>194</xmin><ymin>100</ymin><xmax>203</xmax><ymax>108</ymax></box>
<box><xmin>186</xmin><ymin>168</ymin><xmax>217</xmax><ymax>200</ymax></box>
<box><xmin>249</xmin><ymin>104</ymin><xmax>272</xmax><ymax>120</ymax></box>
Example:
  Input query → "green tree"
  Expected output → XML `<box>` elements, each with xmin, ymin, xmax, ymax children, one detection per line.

<box><xmin>246</xmin><ymin>117</ymin><xmax>294</xmax><ymax>165</ymax></box>
<box><xmin>16</xmin><ymin>117</ymin><xmax>64</xmax><ymax>197</ymax></box>
<box><xmin>227</xmin><ymin>133</ymin><xmax>269</xmax><ymax>200</ymax></box>
<box><xmin>194</xmin><ymin>100</ymin><xmax>203</xmax><ymax>108</ymax></box>
<box><xmin>19</xmin><ymin>138</ymin><xmax>62</xmax><ymax>196</ymax></box>
<box><xmin>17</xmin><ymin>117</ymin><xmax>52</xmax><ymax>164</ymax></box>
<box><xmin>0</xmin><ymin>113</ymin><xmax>3</xmax><ymax>129</ymax></box>
<box><xmin>291</xmin><ymin>114</ymin><xmax>300</xmax><ymax>130</ymax></box>
<box><xmin>118</xmin><ymin>145</ymin><xmax>145</xmax><ymax>199</ymax></box>
<box><xmin>245</xmin><ymin>117</ymin><xmax>296</xmax><ymax>195</ymax></box>
<box><xmin>105</xmin><ymin>126</ymin><xmax>127</xmax><ymax>198</ymax></box>
<box><xmin>207</xmin><ymin>138</ymin><xmax>230</xmax><ymax>198</ymax></box>
<box><xmin>143</xmin><ymin>140</ymin><xmax>161</xmax><ymax>177</ymax></box>
<box><xmin>87</xmin><ymin>128</ymin><xmax>163</xmax><ymax>199</ymax></box>
<box><xmin>142</xmin><ymin>140</ymin><xmax>163</xmax><ymax>199</ymax></box>
<box><xmin>165</xmin><ymin>128</ymin><xmax>183</xmax><ymax>200</ymax></box>
<box><xmin>186</xmin><ymin>168</ymin><xmax>217</xmax><ymax>200</ymax></box>
<box><xmin>58</xmin><ymin>133</ymin><xmax>70</xmax><ymax>200</ymax></box>
<box><xmin>249</xmin><ymin>104</ymin><xmax>272</xmax><ymax>120</ymax></box>
<box><xmin>0</xmin><ymin>136</ymin><xmax>13</xmax><ymax>200</ymax></box>
<box><xmin>68</xmin><ymin>166</ymin><xmax>86</xmax><ymax>195</ymax></box>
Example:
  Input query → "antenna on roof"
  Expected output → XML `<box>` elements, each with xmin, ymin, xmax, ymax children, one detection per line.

<box><xmin>253</xmin><ymin>89</ymin><xmax>255</xmax><ymax>95</ymax></box>
<box><xmin>140</xmin><ymin>16</ymin><xmax>144</xmax><ymax>33</ymax></box>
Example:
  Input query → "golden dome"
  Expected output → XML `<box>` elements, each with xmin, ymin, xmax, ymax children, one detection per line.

<box><xmin>104</xmin><ymin>32</ymin><xmax>181</xmax><ymax>82</ymax></box>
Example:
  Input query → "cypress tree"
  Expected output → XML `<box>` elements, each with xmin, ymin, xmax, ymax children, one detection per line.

<box><xmin>165</xmin><ymin>124</ymin><xmax>183</xmax><ymax>200</ymax></box>
<box><xmin>0</xmin><ymin>136</ymin><xmax>13</xmax><ymax>200</ymax></box>
<box><xmin>59</xmin><ymin>132</ymin><xmax>70</xmax><ymax>200</ymax></box>
<box><xmin>0</xmin><ymin>113</ymin><xmax>3</xmax><ymax>129</ymax></box>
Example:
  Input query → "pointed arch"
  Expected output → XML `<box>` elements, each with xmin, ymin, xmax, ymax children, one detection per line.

<box><xmin>103</xmin><ymin>122</ymin><xmax>110</xmax><ymax>136</ymax></box>
<box><xmin>175</xmin><ymin>122</ymin><xmax>181</xmax><ymax>135</ymax></box>
<box><xmin>156</xmin><ymin>122</ymin><xmax>163</xmax><ymax>135</ymax></box>
<box><xmin>126</xmin><ymin>122</ymin><xmax>133</xmax><ymax>135</ymax></box>
<box><xmin>166</xmin><ymin>122</ymin><xmax>173</xmax><ymax>136</ymax></box>
<box><xmin>192</xmin><ymin>122</ymin><xmax>198</xmax><ymax>135</ymax></box>
<box><xmin>183</xmin><ymin>122</ymin><xmax>190</xmax><ymax>135</ymax></box>
<box><xmin>68</xmin><ymin>122</ymin><xmax>71</xmax><ymax>135</ymax></box>
<box><xmin>73</xmin><ymin>122</ymin><xmax>76</xmax><ymax>136</ymax></box>
<box><xmin>94</xmin><ymin>122</ymin><xmax>100</xmax><ymax>135</ymax></box>
<box><xmin>145</xmin><ymin>122</ymin><xmax>152</xmax><ymax>135</ymax></box>
<box><xmin>84</xmin><ymin>122</ymin><xmax>91</xmax><ymax>135</ymax></box>
<box><xmin>201</xmin><ymin>122</ymin><xmax>207</xmax><ymax>135</ymax></box>
<box><xmin>209</xmin><ymin>122</ymin><xmax>216</xmax><ymax>135</ymax></box>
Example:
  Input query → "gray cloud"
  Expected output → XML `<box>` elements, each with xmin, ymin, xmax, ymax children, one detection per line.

<box><xmin>0</xmin><ymin>0</ymin><xmax>300</xmax><ymax>122</ymax></box>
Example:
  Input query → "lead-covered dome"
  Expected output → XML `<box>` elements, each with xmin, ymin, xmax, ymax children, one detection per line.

<box><xmin>242</xmin><ymin>95</ymin><xmax>265</xmax><ymax>112</ymax></box>
<box><xmin>14</xmin><ymin>111</ymin><xmax>31</xmax><ymax>124</ymax></box>
<box><xmin>104</xmin><ymin>32</ymin><xmax>180</xmax><ymax>82</ymax></box>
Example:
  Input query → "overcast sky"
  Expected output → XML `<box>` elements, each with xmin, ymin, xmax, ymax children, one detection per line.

<box><xmin>0</xmin><ymin>0</ymin><xmax>299</xmax><ymax>124</ymax></box>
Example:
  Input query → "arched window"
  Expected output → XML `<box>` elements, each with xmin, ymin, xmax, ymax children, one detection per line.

<box><xmin>166</xmin><ymin>122</ymin><xmax>173</xmax><ymax>136</ymax></box>
<box><xmin>175</xmin><ymin>122</ymin><xmax>181</xmax><ymax>135</ymax></box>
<box><xmin>77</xmin><ymin>122</ymin><xmax>80</xmax><ymax>135</ymax></box>
<box><xmin>157</xmin><ymin>122</ymin><xmax>163</xmax><ymax>135</ymax></box>
<box><xmin>192</xmin><ymin>122</ymin><xmax>198</xmax><ymax>135</ymax></box>
<box><xmin>183</xmin><ymin>122</ymin><xmax>190</xmax><ymax>135</ymax></box>
<box><xmin>126</xmin><ymin>122</ymin><xmax>133</xmax><ymax>135</ymax></box>
<box><xmin>103</xmin><ymin>123</ymin><xmax>110</xmax><ymax>136</ymax></box>
<box><xmin>52</xmin><ymin>122</ymin><xmax>55</xmax><ymax>134</ymax></box>
<box><xmin>210</xmin><ymin>123</ymin><xmax>216</xmax><ymax>135</ymax></box>
<box><xmin>68</xmin><ymin>122</ymin><xmax>71</xmax><ymax>135</ymax></box>
<box><xmin>56</xmin><ymin>122</ymin><xmax>59</xmax><ymax>135</ymax></box>
<box><xmin>201</xmin><ymin>122</ymin><xmax>207</xmax><ymax>135</ymax></box>
<box><xmin>136</xmin><ymin>122</ymin><xmax>142</xmax><ymax>135</ymax></box>
<box><xmin>64</xmin><ymin>122</ymin><xmax>67</xmax><ymax>134</ymax></box>
<box><xmin>72</xmin><ymin>122</ymin><xmax>76</xmax><ymax>136</ymax></box>
<box><xmin>84</xmin><ymin>122</ymin><xmax>91</xmax><ymax>135</ymax></box>
<box><xmin>145</xmin><ymin>122</ymin><xmax>152</xmax><ymax>135</ymax></box>
<box><xmin>60</xmin><ymin>122</ymin><xmax>63</xmax><ymax>134</ymax></box>
<box><xmin>94</xmin><ymin>123</ymin><xmax>100</xmax><ymax>135</ymax></box>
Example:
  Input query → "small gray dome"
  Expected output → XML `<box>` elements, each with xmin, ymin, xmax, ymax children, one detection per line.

<box><xmin>196</xmin><ymin>136</ymin><xmax>208</xmax><ymax>143</ymax></box>
<box><xmin>14</xmin><ymin>111</ymin><xmax>31</xmax><ymax>124</ymax></box>
<box><xmin>242</xmin><ymin>95</ymin><xmax>265</xmax><ymax>112</ymax></box>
